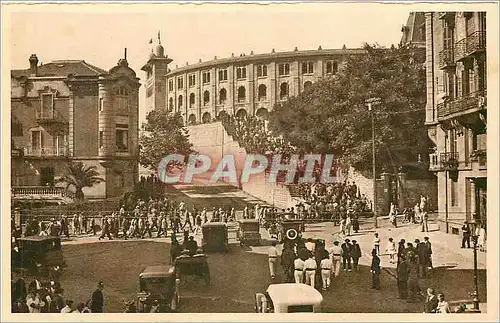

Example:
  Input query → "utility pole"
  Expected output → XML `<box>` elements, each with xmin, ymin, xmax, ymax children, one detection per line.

<box><xmin>366</xmin><ymin>97</ymin><xmax>381</xmax><ymax>228</ymax></box>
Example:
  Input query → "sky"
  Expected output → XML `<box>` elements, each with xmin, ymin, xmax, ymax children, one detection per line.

<box><xmin>7</xmin><ymin>3</ymin><xmax>414</xmax><ymax>122</ymax></box>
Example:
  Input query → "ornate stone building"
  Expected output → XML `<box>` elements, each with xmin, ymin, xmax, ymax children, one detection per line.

<box><xmin>11</xmin><ymin>50</ymin><xmax>140</xmax><ymax>199</ymax></box>
<box><xmin>142</xmin><ymin>42</ymin><xmax>366</xmax><ymax>124</ymax></box>
<box><xmin>424</xmin><ymin>12</ymin><xmax>487</xmax><ymax>234</ymax></box>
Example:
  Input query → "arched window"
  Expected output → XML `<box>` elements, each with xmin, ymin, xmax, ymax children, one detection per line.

<box><xmin>258</xmin><ymin>84</ymin><xmax>267</xmax><ymax>101</ymax></box>
<box><xmin>169</xmin><ymin>97</ymin><xmax>174</xmax><ymax>111</ymax></box>
<box><xmin>203</xmin><ymin>90</ymin><xmax>210</xmax><ymax>106</ymax></box>
<box><xmin>189</xmin><ymin>93</ymin><xmax>195</xmax><ymax>108</ymax></box>
<box><xmin>256</xmin><ymin>108</ymin><xmax>269</xmax><ymax>120</ymax></box>
<box><xmin>304</xmin><ymin>81</ymin><xmax>312</xmax><ymax>91</ymax></box>
<box><xmin>178</xmin><ymin>95</ymin><xmax>183</xmax><ymax>108</ymax></box>
<box><xmin>219</xmin><ymin>88</ymin><xmax>227</xmax><ymax>104</ymax></box>
<box><xmin>280</xmin><ymin>82</ymin><xmax>289</xmax><ymax>100</ymax></box>
<box><xmin>237</xmin><ymin>86</ymin><xmax>246</xmax><ymax>103</ymax></box>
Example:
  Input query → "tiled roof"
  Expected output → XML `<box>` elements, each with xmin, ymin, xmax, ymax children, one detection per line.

<box><xmin>11</xmin><ymin>60</ymin><xmax>108</xmax><ymax>78</ymax></box>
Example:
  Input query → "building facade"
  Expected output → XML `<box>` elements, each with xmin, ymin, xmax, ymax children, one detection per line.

<box><xmin>11</xmin><ymin>51</ymin><xmax>140</xmax><ymax>199</ymax></box>
<box><xmin>424</xmin><ymin>12</ymin><xmax>487</xmax><ymax>234</ymax></box>
<box><xmin>142</xmin><ymin>43</ymin><xmax>366</xmax><ymax>124</ymax></box>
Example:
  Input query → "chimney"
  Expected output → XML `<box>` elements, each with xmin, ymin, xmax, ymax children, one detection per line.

<box><xmin>29</xmin><ymin>54</ymin><xmax>38</xmax><ymax>75</ymax></box>
<box><xmin>124</xmin><ymin>48</ymin><xmax>127</xmax><ymax>60</ymax></box>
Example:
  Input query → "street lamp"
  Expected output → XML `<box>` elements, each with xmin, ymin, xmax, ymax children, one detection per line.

<box><xmin>470</xmin><ymin>216</ymin><xmax>481</xmax><ymax>312</ymax></box>
<box><xmin>365</xmin><ymin>97</ymin><xmax>381</xmax><ymax>228</ymax></box>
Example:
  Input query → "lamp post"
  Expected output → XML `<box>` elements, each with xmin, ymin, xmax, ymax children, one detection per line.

<box><xmin>470</xmin><ymin>216</ymin><xmax>480</xmax><ymax>312</ymax></box>
<box><xmin>365</xmin><ymin>97</ymin><xmax>381</xmax><ymax>228</ymax></box>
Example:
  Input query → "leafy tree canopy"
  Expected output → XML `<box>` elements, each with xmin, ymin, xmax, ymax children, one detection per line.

<box><xmin>268</xmin><ymin>44</ymin><xmax>429</xmax><ymax>177</ymax></box>
<box><xmin>58</xmin><ymin>161</ymin><xmax>105</xmax><ymax>200</ymax></box>
<box><xmin>139</xmin><ymin>109</ymin><xmax>194</xmax><ymax>172</ymax></box>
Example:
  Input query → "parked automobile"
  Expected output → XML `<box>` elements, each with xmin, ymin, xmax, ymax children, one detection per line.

<box><xmin>201</xmin><ymin>222</ymin><xmax>229</xmax><ymax>252</ymax></box>
<box><xmin>254</xmin><ymin>283</ymin><xmax>323</xmax><ymax>313</ymax></box>
<box><xmin>276</xmin><ymin>220</ymin><xmax>303</xmax><ymax>243</ymax></box>
<box><xmin>12</xmin><ymin>236</ymin><xmax>66</xmax><ymax>273</ymax></box>
<box><xmin>137</xmin><ymin>265</ymin><xmax>180</xmax><ymax>313</ymax></box>
<box><xmin>237</xmin><ymin>219</ymin><xmax>261</xmax><ymax>246</ymax></box>
<box><xmin>174</xmin><ymin>252</ymin><xmax>210</xmax><ymax>286</ymax></box>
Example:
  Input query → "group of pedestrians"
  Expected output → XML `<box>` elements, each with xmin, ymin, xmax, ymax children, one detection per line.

<box><xmin>11</xmin><ymin>275</ymin><xmax>105</xmax><ymax>314</ymax></box>
<box><xmin>268</xmin><ymin>237</ymin><xmax>371</xmax><ymax>292</ymax></box>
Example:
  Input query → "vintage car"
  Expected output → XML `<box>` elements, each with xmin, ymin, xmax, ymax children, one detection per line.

<box><xmin>237</xmin><ymin>219</ymin><xmax>261</xmax><ymax>246</ymax></box>
<box><xmin>12</xmin><ymin>236</ymin><xmax>66</xmax><ymax>272</ymax></box>
<box><xmin>201</xmin><ymin>222</ymin><xmax>229</xmax><ymax>252</ymax></box>
<box><xmin>137</xmin><ymin>265</ymin><xmax>180</xmax><ymax>313</ymax></box>
<box><xmin>276</xmin><ymin>220</ymin><xmax>303</xmax><ymax>243</ymax></box>
<box><xmin>173</xmin><ymin>253</ymin><xmax>210</xmax><ymax>285</ymax></box>
<box><xmin>254</xmin><ymin>283</ymin><xmax>323</xmax><ymax>313</ymax></box>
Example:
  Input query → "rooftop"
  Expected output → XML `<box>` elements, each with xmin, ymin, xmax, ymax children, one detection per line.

<box><xmin>11</xmin><ymin>60</ymin><xmax>108</xmax><ymax>78</ymax></box>
<box><xmin>167</xmin><ymin>47</ymin><xmax>366</xmax><ymax>76</ymax></box>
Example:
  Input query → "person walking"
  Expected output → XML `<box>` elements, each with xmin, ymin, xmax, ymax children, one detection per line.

<box><xmin>461</xmin><ymin>221</ymin><xmax>471</xmax><ymax>248</ymax></box>
<box><xmin>304</xmin><ymin>255</ymin><xmax>317</xmax><ymax>288</ymax></box>
<box><xmin>370</xmin><ymin>249</ymin><xmax>381</xmax><ymax>290</ymax></box>
<box><xmin>320</xmin><ymin>251</ymin><xmax>332</xmax><ymax>290</ymax></box>
<box><xmin>89</xmin><ymin>281</ymin><xmax>104</xmax><ymax>313</ymax></box>
<box><xmin>386</xmin><ymin>237</ymin><xmax>397</xmax><ymax>264</ymax></box>
<box><xmin>420</xmin><ymin>210</ymin><xmax>429</xmax><ymax>232</ymax></box>
<box><xmin>351</xmin><ymin>240</ymin><xmax>362</xmax><ymax>272</ymax></box>
<box><xmin>268</xmin><ymin>241</ymin><xmax>278</xmax><ymax>280</ymax></box>
<box><xmin>341</xmin><ymin>239</ymin><xmax>352</xmax><ymax>272</ymax></box>
<box><xmin>329</xmin><ymin>240</ymin><xmax>342</xmax><ymax>278</ymax></box>
<box><xmin>418</xmin><ymin>241</ymin><xmax>429</xmax><ymax>278</ymax></box>
<box><xmin>397</xmin><ymin>239</ymin><xmax>406</xmax><ymax>265</ymax></box>
<box><xmin>373</xmin><ymin>233</ymin><xmax>381</xmax><ymax>256</ymax></box>
<box><xmin>281</xmin><ymin>243</ymin><xmax>296</xmax><ymax>283</ymax></box>
<box><xmin>423</xmin><ymin>237</ymin><xmax>433</xmax><ymax>269</ymax></box>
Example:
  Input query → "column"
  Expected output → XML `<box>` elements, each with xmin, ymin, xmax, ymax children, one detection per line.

<box><xmin>469</xmin><ymin>178</ymin><xmax>476</xmax><ymax>221</ymax></box>
<box><xmin>269</xmin><ymin>62</ymin><xmax>276</xmax><ymax>108</ymax></box>
<box><xmin>68</xmin><ymin>88</ymin><xmax>75</xmax><ymax>156</ymax></box>
<box><xmin>98</xmin><ymin>80</ymin><xmax>115</xmax><ymax>157</ymax></box>
<box><xmin>248</xmin><ymin>63</ymin><xmax>255</xmax><ymax>115</ymax></box>
<box><xmin>397</xmin><ymin>172</ymin><xmax>407</xmax><ymax>211</ymax></box>
<box><xmin>381</xmin><ymin>172</ymin><xmax>392</xmax><ymax>215</ymax></box>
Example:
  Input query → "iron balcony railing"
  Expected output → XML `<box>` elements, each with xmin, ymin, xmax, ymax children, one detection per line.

<box><xmin>12</xmin><ymin>186</ymin><xmax>76</xmax><ymax>200</ymax></box>
<box><xmin>438</xmin><ymin>48</ymin><xmax>456</xmax><ymax>69</ymax></box>
<box><xmin>440</xmin><ymin>152</ymin><xmax>459</xmax><ymax>170</ymax></box>
<box><xmin>437</xmin><ymin>89</ymin><xmax>487</xmax><ymax>119</ymax></box>
<box><xmin>455</xmin><ymin>30</ymin><xmax>486</xmax><ymax>61</ymax></box>
<box><xmin>26</xmin><ymin>146</ymin><xmax>68</xmax><ymax>157</ymax></box>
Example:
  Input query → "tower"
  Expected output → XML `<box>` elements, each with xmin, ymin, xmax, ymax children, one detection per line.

<box><xmin>141</xmin><ymin>32</ymin><xmax>173</xmax><ymax>112</ymax></box>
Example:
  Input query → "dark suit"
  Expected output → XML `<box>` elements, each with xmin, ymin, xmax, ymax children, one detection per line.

<box><xmin>397</xmin><ymin>261</ymin><xmax>409</xmax><ymax>299</ymax></box>
<box><xmin>341</xmin><ymin>242</ymin><xmax>352</xmax><ymax>270</ymax></box>
<box><xmin>461</xmin><ymin>225</ymin><xmax>471</xmax><ymax>248</ymax></box>
<box><xmin>424</xmin><ymin>294</ymin><xmax>438</xmax><ymax>313</ymax></box>
<box><xmin>371</xmin><ymin>255</ymin><xmax>381</xmax><ymax>289</ymax></box>
<box><xmin>351</xmin><ymin>244</ymin><xmax>361</xmax><ymax>271</ymax></box>
<box><xmin>424</xmin><ymin>241</ymin><xmax>433</xmax><ymax>268</ymax></box>
<box><xmin>91</xmin><ymin>289</ymin><xmax>104</xmax><ymax>313</ymax></box>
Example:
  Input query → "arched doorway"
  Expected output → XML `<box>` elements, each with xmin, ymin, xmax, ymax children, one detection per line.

<box><xmin>202</xmin><ymin>112</ymin><xmax>211</xmax><ymax>124</ymax></box>
<box><xmin>304</xmin><ymin>81</ymin><xmax>312</xmax><ymax>91</ymax></box>
<box><xmin>218</xmin><ymin>110</ymin><xmax>229</xmax><ymax>121</ymax></box>
<box><xmin>235</xmin><ymin>109</ymin><xmax>248</xmax><ymax>120</ymax></box>
<box><xmin>188</xmin><ymin>114</ymin><xmax>196</xmax><ymax>125</ymax></box>
<box><xmin>255</xmin><ymin>107</ymin><xmax>269</xmax><ymax>120</ymax></box>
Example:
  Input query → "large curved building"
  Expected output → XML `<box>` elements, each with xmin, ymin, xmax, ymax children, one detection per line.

<box><xmin>142</xmin><ymin>43</ymin><xmax>366</xmax><ymax>124</ymax></box>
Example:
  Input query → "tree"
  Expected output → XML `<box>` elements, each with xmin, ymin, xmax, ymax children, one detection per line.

<box><xmin>58</xmin><ymin>161</ymin><xmax>105</xmax><ymax>201</ymax></box>
<box><xmin>139</xmin><ymin>109</ymin><xmax>194</xmax><ymax>172</ymax></box>
<box><xmin>268</xmin><ymin>44</ymin><xmax>428</xmax><ymax>177</ymax></box>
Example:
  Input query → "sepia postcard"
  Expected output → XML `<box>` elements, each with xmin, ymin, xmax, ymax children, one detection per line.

<box><xmin>1</xmin><ymin>1</ymin><xmax>499</xmax><ymax>322</ymax></box>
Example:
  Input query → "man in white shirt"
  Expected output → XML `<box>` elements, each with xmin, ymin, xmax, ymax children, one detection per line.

<box><xmin>304</xmin><ymin>255</ymin><xmax>317</xmax><ymax>288</ymax></box>
<box><xmin>320</xmin><ymin>252</ymin><xmax>333</xmax><ymax>290</ymax></box>
<box><xmin>268</xmin><ymin>241</ymin><xmax>279</xmax><ymax>279</ymax></box>
<box><xmin>329</xmin><ymin>240</ymin><xmax>342</xmax><ymax>277</ymax></box>
<box><xmin>293</xmin><ymin>257</ymin><xmax>305</xmax><ymax>283</ymax></box>
<box><xmin>61</xmin><ymin>300</ymin><xmax>74</xmax><ymax>313</ymax></box>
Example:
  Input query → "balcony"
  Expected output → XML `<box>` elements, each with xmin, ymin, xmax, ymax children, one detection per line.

<box><xmin>455</xmin><ymin>31</ymin><xmax>486</xmax><ymax>61</ymax></box>
<box><xmin>440</xmin><ymin>152</ymin><xmax>459</xmax><ymax>170</ymax></box>
<box><xmin>36</xmin><ymin>109</ymin><xmax>68</xmax><ymax>126</ymax></box>
<box><xmin>470</xmin><ymin>149</ymin><xmax>487</xmax><ymax>168</ymax></box>
<box><xmin>25</xmin><ymin>146</ymin><xmax>68</xmax><ymax>157</ymax></box>
<box><xmin>11</xmin><ymin>186</ymin><xmax>75</xmax><ymax>200</ymax></box>
<box><xmin>438</xmin><ymin>48</ymin><xmax>456</xmax><ymax>69</ymax></box>
<box><xmin>437</xmin><ymin>89</ymin><xmax>487</xmax><ymax>119</ymax></box>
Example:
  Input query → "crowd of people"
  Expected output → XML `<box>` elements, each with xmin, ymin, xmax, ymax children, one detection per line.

<box><xmin>11</xmin><ymin>275</ymin><xmax>105</xmax><ymax>314</ymax></box>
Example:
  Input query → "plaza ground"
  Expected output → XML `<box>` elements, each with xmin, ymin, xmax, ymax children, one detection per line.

<box><xmin>14</xmin><ymin>182</ymin><xmax>487</xmax><ymax>313</ymax></box>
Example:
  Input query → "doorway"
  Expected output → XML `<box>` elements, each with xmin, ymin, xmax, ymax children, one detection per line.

<box><xmin>40</xmin><ymin>167</ymin><xmax>55</xmax><ymax>186</ymax></box>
